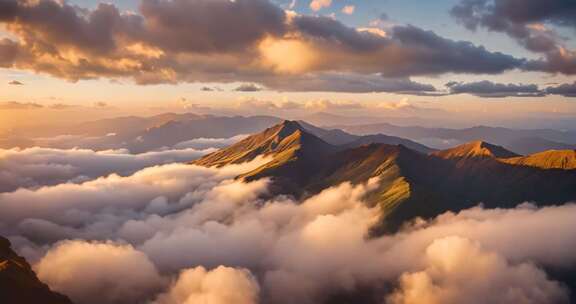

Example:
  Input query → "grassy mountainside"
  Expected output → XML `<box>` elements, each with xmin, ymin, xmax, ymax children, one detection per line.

<box><xmin>502</xmin><ymin>149</ymin><xmax>576</xmax><ymax>170</ymax></box>
<box><xmin>432</xmin><ymin>140</ymin><xmax>519</xmax><ymax>159</ymax></box>
<box><xmin>0</xmin><ymin>237</ymin><xmax>73</xmax><ymax>304</ymax></box>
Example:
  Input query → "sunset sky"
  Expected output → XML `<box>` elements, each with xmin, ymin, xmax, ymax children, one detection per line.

<box><xmin>1</xmin><ymin>0</ymin><xmax>576</xmax><ymax>131</ymax></box>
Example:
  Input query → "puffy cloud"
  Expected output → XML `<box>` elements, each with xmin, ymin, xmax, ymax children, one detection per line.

<box><xmin>0</xmin><ymin>157</ymin><xmax>270</xmax><ymax>230</ymax></box>
<box><xmin>234</xmin><ymin>83</ymin><xmax>264</xmax><ymax>92</ymax></box>
<box><xmin>173</xmin><ymin>135</ymin><xmax>248</xmax><ymax>150</ymax></box>
<box><xmin>451</xmin><ymin>0</ymin><xmax>576</xmax><ymax>32</ymax></box>
<box><xmin>153</xmin><ymin>266</ymin><xmax>259</xmax><ymax>304</ymax></box>
<box><xmin>36</xmin><ymin>240</ymin><xmax>164</xmax><ymax>304</ymax></box>
<box><xmin>138</xmin><ymin>0</ymin><xmax>286</xmax><ymax>53</ymax></box>
<box><xmin>446</xmin><ymin>80</ymin><xmax>545</xmax><ymax>98</ymax></box>
<box><xmin>341</xmin><ymin>5</ymin><xmax>355</xmax><ymax>15</ymax></box>
<box><xmin>0</xmin><ymin>146</ymin><xmax>213</xmax><ymax>192</ymax></box>
<box><xmin>546</xmin><ymin>81</ymin><xmax>576</xmax><ymax>97</ymax></box>
<box><xmin>309</xmin><ymin>0</ymin><xmax>332</xmax><ymax>11</ymax></box>
<box><xmin>451</xmin><ymin>0</ymin><xmax>576</xmax><ymax>74</ymax></box>
<box><xmin>0</xmin><ymin>38</ymin><xmax>19</xmax><ymax>67</ymax></box>
<box><xmin>8</xmin><ymin>80</ymin><xmax>24</xmax><ymax>85</ymax></box>
<box><xmin>388</xmin><ymin>236</ymin><xmax>567</xmax><ymax>304</ymax></box>
<box><xmin>0</xmin><ymin>0</ymin><xmax>529</xmax><ymax>91</ymax></box>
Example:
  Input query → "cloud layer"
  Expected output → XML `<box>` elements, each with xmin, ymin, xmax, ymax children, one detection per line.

<box><xmin>0</xmin><ymin>146</ymin><xmax>212</xmax><ymax>192</ymax></box>
<box><xmin>2</xmin><ymin>150</ymin><xmax>576</xmax><ymax>303</ymax></box>
<box><xmin>0</xmin><ymin>0</ymin><xmax>537</xmax><ymax>92</ymax></box>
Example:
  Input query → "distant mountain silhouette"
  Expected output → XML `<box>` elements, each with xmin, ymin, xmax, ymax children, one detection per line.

<box><xmin>125</xmin><ymin>115</ymin><xmax>281</xmax><ymax>153</ymax></box>
<box><xmin>338</xmin><ymin>123</ymin><xmax>576</xmax><ymax>155</ymax></box>
<box><xmin>298</xmin><ymin>120</ymin><xmax>434</xmax><ymax>153</ymax></box>
<box><xmin>195</xmin><ymin>121</ymin><xmax>576</xmax><ymax>231</ymax></box>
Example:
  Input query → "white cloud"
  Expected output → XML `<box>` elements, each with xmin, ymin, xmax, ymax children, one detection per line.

<box><xmin>173</xmin><ymin>135</ymin><xmax>248</xmax><ymax>150</ymax></box>
<box><xmin>36</xmin><ymin>240</ymin><xmax>164</xmax><ymax>304</ymax></box>
<box><xmin>0</xmin><ymin>147</ymin><xmax>213</xmax><ymax>192</ymax></box>
<box><xmin>341</xmin><ymin>5</ymin><xmax>355</xmax><ymax>15</ymax></box>
<box><xmin>153</xmin><ymin>266</ymin><xmax>259</xmax><ymax>304</ymax></box>
<box><xmin>388</xmin><ymin>236</ymin><xmax>567</xmax><ymax>304</ymax></box>
<box><xmin>310</xmin><ymin>0</ymin><xmax>332</xmax><ymax>11</ymax></box>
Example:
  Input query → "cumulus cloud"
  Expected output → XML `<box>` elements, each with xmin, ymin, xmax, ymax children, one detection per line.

<box><xmin>310</xmin><ymin>0</ymin><xmax>332</xmax><ymax>11</ymax></box>
<box><xmin>0</xmin><ymin>146</ymin><xmax>213</xmax><ymax>192</ymax></box>
<box><xmin>0</xmin><ymin>0</ymin><xmax>528</xmax><ymax>91</ymax></box>
<box><xmin>451</xmin><ymin>0</ymin><xmax>576</xmax><ymax>74</ymax></box>
<box><xmin>153</xmin><ymin>266</ymin><xmax>259</xmax><ymax>304</ymax></box>
<box><xmin>546</xmin><ymin>81</ymin><xmax>576</xmax><ymax>97</ymax></box>
<box><xmin>446</xmin><ymin>80</ymin><xmax>545</xmax><ymax>98</ymax></box>
<box><xmin>36</xmin><ymin>240</ymin><xmax>164</xmax><ymax>304</ymax></box>
<box><xmin>341</xmin><ymin>5</ymin><xmax>355</xmax><ymax>15</ymax></box>
<box><xmin>235</xmin><ymin>83</ymin><xmax>264</xmax><ymax>92</ymax></box>
<box><xmin>388</xmin><ymin>236</ymin><xmax>567</xmax><ymax>304</ymax></box>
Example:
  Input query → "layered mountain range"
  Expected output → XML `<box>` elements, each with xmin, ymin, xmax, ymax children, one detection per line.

<box><xmin>5</xmin><ymin>112</ymin><xmax>576</xmax><ymax>156</ymax></box>
<box><xmin>336</xmin><ymin>121</ymin><xmax>576</xmax><ymax>154</ymax></box>
<box><xmin>194</xmin><ymin>121</ymin><xmax>576</xmax><ymax>231</ymax></box>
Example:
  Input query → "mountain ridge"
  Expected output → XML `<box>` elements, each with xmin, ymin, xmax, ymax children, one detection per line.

<box><xmin>194</xmin><ymin>121</ymin><xmax>576</xmax><ymax>231</ymax></box>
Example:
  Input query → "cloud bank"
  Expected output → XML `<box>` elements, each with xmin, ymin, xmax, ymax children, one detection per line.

<box><xmin>0</xmin><ymin>146</ymin><xmax>213</xmax><ymax>192</ymax></box>
<box><xmin>452</xmin><ymin>0</ymin><xmax>576</xmax><ymax>75</ymax></box>
<box><xmin>1</xmin><ymin>151</ymin><xmax>576</xmax><ymax>303</ymax></box>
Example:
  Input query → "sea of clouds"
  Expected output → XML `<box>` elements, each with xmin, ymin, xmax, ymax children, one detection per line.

<box><xmin>1</xmin><ymin>144</ymin><xmax>575</xmax><ymax>304</ymax></box>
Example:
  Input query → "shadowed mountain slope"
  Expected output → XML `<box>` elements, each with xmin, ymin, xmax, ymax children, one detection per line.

<box><xmin>0</xmin><ymin>237</ymin><xmax>73</xmax><ymax>304</ymax></box>
<box><xmin>193</xmin><ymin>121</ymin><xmax>337</xmax><ymax>195</ymax></box>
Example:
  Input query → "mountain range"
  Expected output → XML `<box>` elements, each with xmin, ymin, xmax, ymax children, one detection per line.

<box><xmin>194</xmin><ymin>121</ymin><xmax>576</xmax><ymax>231</ymax></box>
<box><xmin>4</xmin><ymin>112</ymin><xmax>576</xmax><ymax>156</ymax></box>
<box><xmin>336</xmin><ymin>122</ymin><xmax>576</xmax><ymax>155</ymax></box>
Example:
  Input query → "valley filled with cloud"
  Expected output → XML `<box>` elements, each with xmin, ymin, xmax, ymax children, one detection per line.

<box><xmin>1</xmin><ymin>141</ymin><xmax>576</xmax><ymax>304</ymax></box>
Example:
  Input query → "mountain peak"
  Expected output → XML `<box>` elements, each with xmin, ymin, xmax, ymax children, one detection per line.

<box><xmin>275</xmin><ymin>120</ymin><xmax>305</xmax><ymax>137</ymax></box>
<box><xmin>192</xmin><ymin>120</ymin><xmax>334</xmax><ymax>168</ymax></box>
<box><xmin>433</xmin><ymin>140</ymin><xmax>519</xmax><ymax>159</ymax></box>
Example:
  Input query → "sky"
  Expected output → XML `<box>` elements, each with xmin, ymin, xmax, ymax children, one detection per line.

<box><xmin>1</xmin><ymin>0</ymin><xmax>576</xmax><ymax>131</ymax></box>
